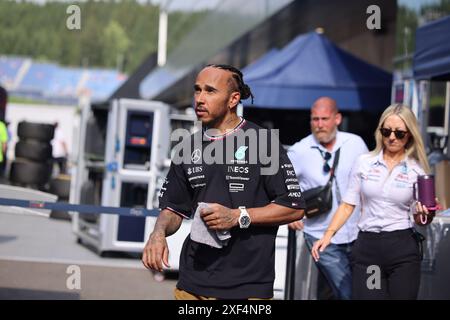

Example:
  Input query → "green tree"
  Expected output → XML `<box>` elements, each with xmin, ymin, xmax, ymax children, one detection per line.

<box><xmin>102</xmin><ymin>20</ymin><xmax>130</xmax><ymax>70</ymax></box>
<box><xmin>395</xmin><ymin>5</ymin><xmax>418</xmax><ymax>70</ymax></box>
<box><xmin>0</xmin><ymin>0</ymin><xmax>205</xmax><ymax>73</ymax></box>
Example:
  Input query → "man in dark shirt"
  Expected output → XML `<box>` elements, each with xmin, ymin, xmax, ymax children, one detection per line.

<box><xmin>142</xmin><ymin>64</ymin><xmax>305</xmax><ymax>299</ymax></box>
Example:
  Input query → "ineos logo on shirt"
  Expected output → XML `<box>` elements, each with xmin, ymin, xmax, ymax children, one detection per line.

<box><xmin>191</xmin><ymin>149</ymin><xmax>201</xmax><ymax>163</ymax></box>
<box><xmin>228</xmin><ymin>166</ymin><xmax>249</xmax><ymax>174</ymax></box>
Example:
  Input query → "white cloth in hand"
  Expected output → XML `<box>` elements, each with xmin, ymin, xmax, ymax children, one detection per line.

<box><xmin>190</xmin><ymin>202</ymin><xmax>231</xmax><ymax>248</ymax></box>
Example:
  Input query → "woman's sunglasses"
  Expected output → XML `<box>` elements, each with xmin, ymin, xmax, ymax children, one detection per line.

<box><xmin>379</xmin><ymin>128</ymin><xmax>408</xmax><ymax>139</ymax></box>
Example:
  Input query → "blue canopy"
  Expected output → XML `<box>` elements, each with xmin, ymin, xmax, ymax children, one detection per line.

<box><xmin>242</xmin><ymin>32</ymin><xmax>392</xmax><ymax>112</ymax></box>
<box><xmin>242</xmin><ymin>48</ymin><xmax>279</xmax><ymax>75</ymax></box>
<box><xmin>413</xmin><ymin>15</ymin><xmax>450</xmax><ymax>80</ymax></box>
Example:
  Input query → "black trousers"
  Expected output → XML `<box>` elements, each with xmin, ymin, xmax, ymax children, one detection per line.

<box><xmin>351</xmin><ymin>228</ymin><xmax>421</xmax><ymax>300</ymax></box>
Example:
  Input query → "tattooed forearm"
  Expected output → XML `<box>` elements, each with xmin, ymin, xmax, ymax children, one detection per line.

<box><xmin>154</xmin><ymin>209</ymin><xmax>183</xmax><ymax>237</ymax></box>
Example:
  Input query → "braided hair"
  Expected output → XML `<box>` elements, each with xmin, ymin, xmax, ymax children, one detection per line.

<box><xmin>206</xmin><ymin>64</ymin><xmax>254</xmax><ymax>104</ymax></box>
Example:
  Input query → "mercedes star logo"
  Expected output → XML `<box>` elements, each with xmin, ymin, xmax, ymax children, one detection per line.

<box><xmin>191</xmin><ymin>149</ymin><xmax>201</xmax><ymax>163</ymax></box>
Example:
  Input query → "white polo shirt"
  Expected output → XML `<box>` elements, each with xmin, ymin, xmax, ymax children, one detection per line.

<box><xmin>288</xmin><ymin>131</ymin><xmax>368</xmax><ymax>244</ymax></box>
<box><xmin>343</xmin><ymin>150</ymin><xmax>425</xmax><ymax>233</ymax></box>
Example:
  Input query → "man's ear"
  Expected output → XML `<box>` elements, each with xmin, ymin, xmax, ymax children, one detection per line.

<box><xmin>229</xmin><ymin>91</ymin><xmax>241</xmax><ymax>110</ymax></box>
<box><xmin>335</xmin><ymin>112</ymin><xmax>342</xmax><ymax>126</ymax></box>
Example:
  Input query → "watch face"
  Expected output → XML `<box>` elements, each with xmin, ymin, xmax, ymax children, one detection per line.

<box><xmin>240</xmin><ymin>215</ymin><xmax>251</xmax><ymax>227</ymax></box>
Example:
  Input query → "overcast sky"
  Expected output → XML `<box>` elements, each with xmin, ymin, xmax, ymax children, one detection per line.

<box><xmin>23</xmin><ymin>0</ymin><xmax>445</xmax><ymax>13</ymax></box>
<box><xmin>21</xmin><ymin>0</ymin><xmax>221</xmax><ymax>12</ymax></box>
<box><xmin>398</xmin><ymin>0</ymin><xmax>440</xmax><ymax>11</ymax></box>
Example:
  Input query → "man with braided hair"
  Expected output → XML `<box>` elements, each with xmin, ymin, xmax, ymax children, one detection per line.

<box><xmin>142</xmin><ymin>64</ymin><xmax>305</xmax><ymax>299</ymax></box>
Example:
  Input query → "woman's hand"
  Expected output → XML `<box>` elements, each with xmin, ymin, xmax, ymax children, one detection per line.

<box><xmin>414</xmin><ymin>198</ymin><xmax>440</xmax><ymax>226</ymax></box>
<box><xmin>311</xmin><ymin>234</ymin><xmax>332</xmax><ymax>262</ymax></box>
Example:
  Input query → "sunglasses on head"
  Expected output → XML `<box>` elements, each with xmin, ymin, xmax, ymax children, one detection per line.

<box><xmin>379</xmin><ymin>127</ymin><xmax>408</xmax><ymax>139</ymax></box>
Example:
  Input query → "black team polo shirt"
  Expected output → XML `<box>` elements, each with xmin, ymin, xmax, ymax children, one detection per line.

<box><xmin>158</xmin><ymin>119</ymin><xmax>305</xmax><ymax>299</ymax></box>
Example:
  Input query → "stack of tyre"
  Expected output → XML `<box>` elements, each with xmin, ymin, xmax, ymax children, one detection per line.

<box><xmin>10</xmin><ymin>121</ymin><xmax>54</xmax><ymax>189</ymax></box>
<box><xmin>49</xmin><ymin>174</ymin><xmax>72</xmax><ymax>220</ymax></box>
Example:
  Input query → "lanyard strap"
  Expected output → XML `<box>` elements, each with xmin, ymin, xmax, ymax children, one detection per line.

<box><xmin>331</xmin><ymin>149</ymin><xmax>341</xmax><ymax>203</ymax></box>
<box><xmin>329</xmin><ymin>148</ymin><xmax>340</xmax><ymax>182</ymax></box>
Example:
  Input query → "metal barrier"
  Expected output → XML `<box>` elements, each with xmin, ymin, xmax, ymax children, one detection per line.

<box><xmin>284</xmin><ymin>228</ymin><xmax>297</xmax><ymax>300</ymax></box>
<box><xmin>1</xmin><ymin>195</ymin><xmax>300</xmax><ymax>299</ymax></box>
<box><xmin>0</xmin><ymin>197</ymin><xmax>160</xmax><ymax>217</ymax></box>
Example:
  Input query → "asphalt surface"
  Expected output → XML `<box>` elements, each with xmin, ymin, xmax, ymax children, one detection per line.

<box><xmin>0</xmin><ymin>210</ymin><xmax>177</xmax><ymax>300</ymax></box>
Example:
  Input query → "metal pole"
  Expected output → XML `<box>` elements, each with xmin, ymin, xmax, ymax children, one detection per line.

<box><xmin>284</xmin><ymin>228</ymin><xmax>297</xmax><ymax>300</ymax></box>
<box><xmin>157</xmin><ymin>9</ymin><xmax>168</xmax><ymax>67</ymax></box>
<box><xmin>445</xmin><ymin>82</ymin><xmax>450</xmax><ymax>156</ymax></box>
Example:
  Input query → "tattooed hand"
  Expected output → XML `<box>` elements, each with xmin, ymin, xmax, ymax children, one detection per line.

<box><xmin>142</xmin><ymin>230</ymin><xmax>170</xmax><ymax>272</ymax></box>
<box><xmin>200</xmin><ymin>203</ymin><xmax>240</xmax><ymax>230</ymax></box>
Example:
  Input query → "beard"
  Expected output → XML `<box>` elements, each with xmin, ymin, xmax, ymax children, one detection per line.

<box><xmin>313</xmin><ymin>128</ymin><xmax>337</xmax><ymax>144</ymax></box>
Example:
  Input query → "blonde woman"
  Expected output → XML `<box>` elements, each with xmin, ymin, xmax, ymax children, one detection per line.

<box><xmin>311</xmin><ymin>104</ymin><xmax>435</xmax><ymax>299</ymax></box>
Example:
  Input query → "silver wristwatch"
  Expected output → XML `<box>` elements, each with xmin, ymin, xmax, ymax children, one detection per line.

<box><xmin>238</xmin><ymin>206</ymin><xmax>251</xmax><ymax>229</ymax></box>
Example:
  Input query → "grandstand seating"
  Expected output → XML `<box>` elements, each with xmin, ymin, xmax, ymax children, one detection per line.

<box><xmin>18</xmin><ymin>62</ymin><xmax>57</xmax><ymax>94</ymax></box>
<box><xmin>81</xmin><ymin>69</ymin><xmax>127</xmax><ymax>103</ymax></box>
<box><xmin>0</xmin><ymin>56</ymin><xmax>27</xmax><ymax>89</ymax></box>
<box><xmin>0</xmin><ymin>55</ymin><xmax>127</xmax><ymax>105</ymax></box>
<box><xmin>45</xmin><ymin>68</ymin><xmax>84</xmax><ymax>97</ymax></box>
